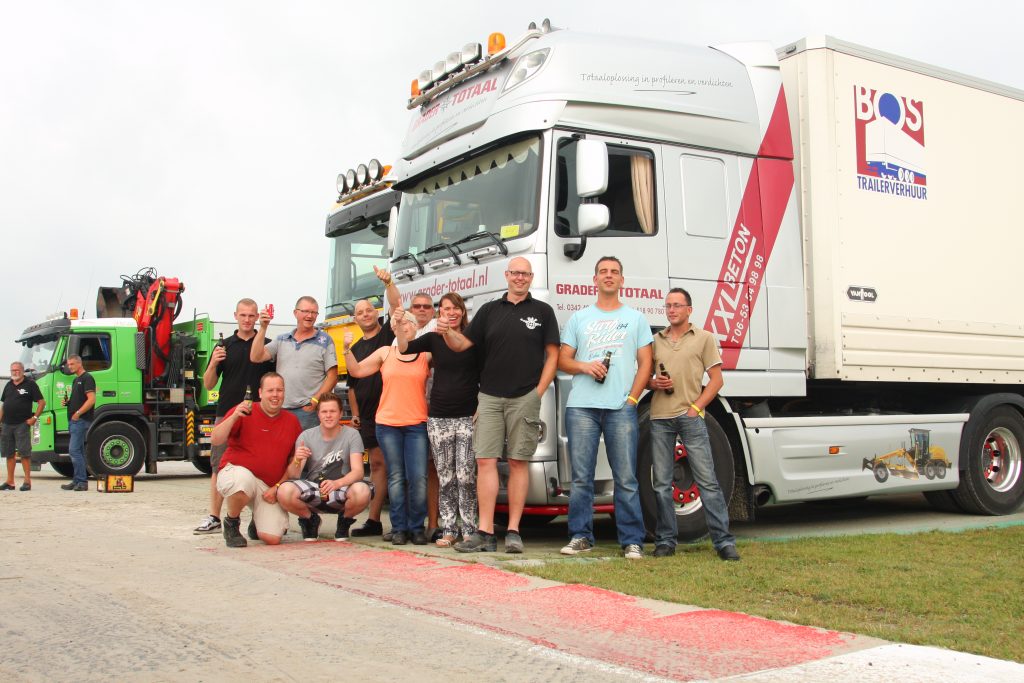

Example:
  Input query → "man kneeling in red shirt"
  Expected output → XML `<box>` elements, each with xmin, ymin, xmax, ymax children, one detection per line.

<box><xmin>211</xmin><ymin>372</ymin><xmax>304</xmax><ymax>548</ymax></box>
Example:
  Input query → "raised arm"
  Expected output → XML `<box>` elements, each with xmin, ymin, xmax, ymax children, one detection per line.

<box><xmin>342</xmin><ymin>339</ymin><xmax>388</xmax><ymax>379</ymax></box>
<box><xmin>250</xmin><ymin>306</ymin><xmax>273</xmax><ymax>363</ymax></box>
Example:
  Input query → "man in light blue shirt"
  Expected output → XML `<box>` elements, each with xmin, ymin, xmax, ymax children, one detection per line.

<box><xmin>558</xmin><ymin>257</ymin><xmax>653</xmax><ymax>559</ymax></box>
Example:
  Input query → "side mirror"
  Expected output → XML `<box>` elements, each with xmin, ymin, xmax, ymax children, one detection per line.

<box><xmin>576</xmin><ymin>139</ymin><xmax>608</xmax><ymax>197</ymax></box>
<box><xmin>578</xmin><ymin>203</ymin><xmax>609</xmax><ymax>235</ymax></box>
<box><xmin>386</xmin><ymin>205</ymin><xmax>398</xmax><ymax>256</ymax></box>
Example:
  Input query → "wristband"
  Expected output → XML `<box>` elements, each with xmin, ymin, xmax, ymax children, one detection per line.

<box><xmin>626</xmin><ymin>395</ymin><xmax>639</xmax><ymax>406</ymax></box>
<box><xmin>310</xmin><ymin>397</ymin><xmax>319</xmax><ymax>405</ymax></box>
<box><xmin>690</xmin><ymin>403</ymin><xmax>705</xmax><ymax>418</ymax></box>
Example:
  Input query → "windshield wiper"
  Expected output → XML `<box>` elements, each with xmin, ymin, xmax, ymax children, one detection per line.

<box><xmin>451</xmin><ymin>231</ymin><xmax>508</xmax><ymax>262</ymax></box>
<box><xmin>390</xmin><ymin>251</ymin><xmax>424</xmax><ymax>276</ymax></box>
<box><xmin>421</xmin><ymin>242</ymin><xmax>463</xmax><ymax>265</ymax></box>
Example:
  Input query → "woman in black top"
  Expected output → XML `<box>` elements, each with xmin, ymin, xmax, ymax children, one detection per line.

<box><xmin>402</xmin><ymin>292</ymin><xmax>480</xmax><ymax>546</ymax></box>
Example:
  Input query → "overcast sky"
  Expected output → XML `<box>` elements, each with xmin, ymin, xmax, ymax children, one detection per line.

<box><xmin>1</xmin><ymin>0</ymin><xmax>1019</xmax><ymax>367</ymax></box>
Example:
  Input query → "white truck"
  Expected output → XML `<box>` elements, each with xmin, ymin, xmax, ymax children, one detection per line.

<box><xmin>385</xmin><ymin>21</ymin><xmax>1024</xmax><ymax>538</ymax></box>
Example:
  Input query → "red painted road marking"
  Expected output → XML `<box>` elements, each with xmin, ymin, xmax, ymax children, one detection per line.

<box><xmin>218</xmin><ymin>543</ymin><xmax>852</xmax><ymax>681</ymax></box>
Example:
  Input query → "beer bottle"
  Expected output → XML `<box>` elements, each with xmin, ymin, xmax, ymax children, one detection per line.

<box><xmin>595</xmin><ymin>351</ymin><xmax>613</xmax><ymax>384</ymax></box>
<box><xmin>659</xmin><ymin>363</ymin><xmax>674</xmax><ymax>395</ymax></box>
<box><xmin>215</xmin><ymin>332</ymin><xmax>225</xmax><ymax>348</ymax></box>
<box><xmin>243</xmin><ymin>385</ymin><xmax>253</xmax><ymax>404</ymax></box>
<box><xmin>316</xmin><ymin>472</ymin><xmax>328</xmax><ymax>502</ymax></box>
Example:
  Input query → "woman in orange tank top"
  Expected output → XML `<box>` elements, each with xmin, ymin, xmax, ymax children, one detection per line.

<box><xmin>345</xmin><ymin>314</ymin><xmax>431</xmax><ymax>545</ymax></box>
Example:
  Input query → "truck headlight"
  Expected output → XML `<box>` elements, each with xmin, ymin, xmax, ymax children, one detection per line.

<box><xmin>504</xmin><ymin>48</ymin><xmax>550</xmax><ymax>93</ymax></box>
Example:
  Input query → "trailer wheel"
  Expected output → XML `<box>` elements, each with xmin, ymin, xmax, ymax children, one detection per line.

<box><xmin>951</xmin><ymin>407</ymin><xmax>1024</xmax><ymax>515</ymax></box>
<box><xmin>191</xmin><ymin>455</ymin><xmax>213</xmax><ymax>475</ymax></box>
<box><xmin>873</xmin><ymin>463</ymin><xmax>889</xmax><ymax>483</ymax></box>
<box><xmin>637</xmin><ymin>403</ymin><xmax>735</xmax><ymax>544</ymax></box>
<box><xmin>86</xmin><ymin>421</ymin><xmax>145</xmax><ymax>476</ymax></box>
<box><xmin>50</xmin><ymin>462</ymin><xmax>75</xmax><ymax>479</ymax></box>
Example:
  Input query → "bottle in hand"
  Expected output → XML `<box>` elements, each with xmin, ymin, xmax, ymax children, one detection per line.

<box><xmin>595</xmin><ymin>350</ymin><xmax>613</xmax><ymax>384</ymax></box>
<box><xmin>659</xmin><ymin>363</ymin><xmax>674</xmax><ymax>395</ymax></box>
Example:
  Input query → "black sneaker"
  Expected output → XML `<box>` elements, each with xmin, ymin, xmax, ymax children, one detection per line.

<box><xmin>351</xmin><ymin>518</ymin><xmax>384</xmax><ymax>537</ymax></box>
<box><xmin>223</xmin><ymin>516</ymin><xmax>247</xmax><ymax>548</ymax></box>
<box><xmin>717</xmin><ymin>544</ymin><xmax>741</xmax><ymax>562</ymax></box>
<box><xmin>60</xmin><ymin>482</ymin><xmax>76</xmax><ymax>491</ymax></box>
<box><xmin>335</xmin><ymin>516</ymin><xmax>356</xmax><ymax>542</ymax></box>
<box><xmin>299</xmin><ymin>511</ymin><xmax>321</xmax><ymax>542</ymax></box>
<box><xmin>247</xmin><ymin>519</ymin><xmax>259</xmax><ymax>541</ymax></box>
<box><xmin>19</xmin><ymin>482</ymin><xmax>31</xmax><ymax>491</ymax></box>
<box><xmin>653</xmin><ymin>544</ymin><xmax>676</xmax><ymax>558</ymax></box>
<box><xmin>73</xmin><ymin>482</ymin><xmax>89</xmax><ymax>491</ymax></box>
<box><xmin>411</xmin><ymin>530</ymin><xmax>428</xmax><ymax>545</ymax></box>
<box><xmin>454</xmin><ymin>531</ymin><xmax>497</xmax><ymax>553</ymax></box>
<box><xmin>391</xmin><ymin>531</ymin><xmax>409</xmax><ymax>545</ymax></box>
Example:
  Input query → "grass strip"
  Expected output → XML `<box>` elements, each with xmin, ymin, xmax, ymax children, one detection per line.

<box><xmin>509</xmin><ymin>526</ymin><xmax>1024</xmax><ymax>662</ymax></box>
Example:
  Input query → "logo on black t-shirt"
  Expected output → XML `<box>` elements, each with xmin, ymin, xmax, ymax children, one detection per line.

<box><xmin>520</xmin><ymin>317</ymin><xmax>541</xmax><ymax>330</ymax></box>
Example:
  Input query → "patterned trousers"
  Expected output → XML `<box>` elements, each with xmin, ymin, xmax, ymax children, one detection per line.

<box><xmin>427</xmin><ymin>416</ymin><xmax>478</xmax><ymax>537</ymax></box>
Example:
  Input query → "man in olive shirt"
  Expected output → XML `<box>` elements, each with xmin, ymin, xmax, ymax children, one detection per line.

<box><xmin>647</xmin><ymin>288</ymin><xmax>739</xmax><ymax>561</ymax></box>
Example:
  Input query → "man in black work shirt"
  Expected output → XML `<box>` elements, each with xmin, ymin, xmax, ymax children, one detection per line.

<box><xmin>194</xmin><ymin>298</ymin><xmax>275</xmax><ymax>534</ymax></box>
<box><xmin>62</xmin><ymin>355</ymin><xmax>95</xmax><ymax>491</ymax></box>
<box><xmin>435</xmin><ymin>256</ymin><xmax>559</xmax><ymax>554</ymax></box>
<box><xmin>1</xmin><ymin>362</ymin><xmax>45</xmax><ymax>491</ymax></box>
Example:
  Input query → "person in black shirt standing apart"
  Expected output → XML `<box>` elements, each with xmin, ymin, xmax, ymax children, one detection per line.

<box><xmin>62</xmin><ymin>355</ymin><xmax>95</xmax><ymax>491</ymax></box>
<box><xmin>436</xmin><ymin>257</ymin><xmax>560</xmax><ymax>554</ymax></box>
<box><xmin>194</xmin><ymin>298</ymin><xmax>276</xmax><ymax>535</ymax></box>
<box><xmin>1</xmin><ymin>362</ymin><xmax>45</xmax><ymax>491</ymax></box>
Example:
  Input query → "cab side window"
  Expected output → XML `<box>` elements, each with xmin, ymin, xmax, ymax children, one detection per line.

<box><xmin>556</xmin><ymin>140</ymin><xmax>657</xmax><ymax>237</ymax></box>
<box><xmin>69</xmin><ymin>334</ymin><xmax>112</xmax><ymax>372</ymax></box>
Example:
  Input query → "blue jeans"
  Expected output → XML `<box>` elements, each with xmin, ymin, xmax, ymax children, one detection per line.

<box><xmin>375</xmin><ymin>423</ymin><xmax>428</xmax><ymax>533</ymax></box>
<box><xmin>286</xmin><ymin>407</ymin><xmax>320</xmax><ymax>431</ymax></box>
<box><xmin>69</xmin><ymin>419</ymin><xmax>91</xmax><ymax>485</ymax></box>
<box><xmin>565</xmin><ymin>405</ymin><xmax>645</xmax><ymax>547</ymax></box>
<box><xmin>650</xmin><ymin>415</ymin><xmax>735</xmax><ymax>550</ymax></box>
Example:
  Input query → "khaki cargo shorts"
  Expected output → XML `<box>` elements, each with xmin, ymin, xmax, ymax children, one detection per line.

<box><xmin>216</xmin><ymin>464</ymin><xmax>289</xmax><ymax>537</ymax></box>
<box><xmin>473</xmin><ymin>390</ymin><xmax>542</xmax><ymax>461</ymax></box>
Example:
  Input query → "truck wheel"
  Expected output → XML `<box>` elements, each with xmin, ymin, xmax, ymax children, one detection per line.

<box><xmin>873</xmin><ymin>463</ymin><xmax>889</xmax><ymax>483</ymax></box>
<box><xmin>637</xmin><ymin>403</ymin><xmax>735</xmax><ymax>544</ymax></box>
<box><xmin>50</xmin><ymin>462</ymin><xmax>75</xmax><ymax>479</ymax></box>
<box><xmin>951</xmin><ymin>407</ymin><xmax>1024</xmax><ymax>515</ymax></box>
<box><xmin>935</xmin><ymin>461</ymin><xmax>947</xmax><ymax>479</ymax></box>
<box><xmin>191</xmin><ymin>455</ymin><xmax>213</xmax><ymax>475</ymax></box>
<box><xmin>924</xmin><ymin>462</ymin><xmax>937</xmax><ymax>480</ymax></box>
<box><xmin>923</xmin><ymin>490</ymin><xmax>963</xmax><ymax>513</ymax></box>
<box><xmin>86</xmin><ymin>421</ymin><xmax>146</xmax><ymax>476</ymax></box>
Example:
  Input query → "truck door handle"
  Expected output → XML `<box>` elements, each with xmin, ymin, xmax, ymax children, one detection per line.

<box><xmin>102</xmin><ymin>390</ymin><xmax>116</xmax><ymax>397</ymax></box>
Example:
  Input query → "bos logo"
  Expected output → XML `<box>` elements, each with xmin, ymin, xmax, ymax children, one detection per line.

<box><xmin>854</xmin><ymin>86</ymin><xmax>927</xmax><ymax>200</ymax></box>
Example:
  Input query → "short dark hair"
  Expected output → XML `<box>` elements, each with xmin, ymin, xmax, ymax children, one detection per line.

<box><xmin>594</xmin><ymin>256</ymin><xmax>623</xmax><ymax>275</ymax></box>
<box><xmin>667</xmin><ymin>287</ymin><xmax>691</xmax><ymax>306</ymax></box>
<box><xmin>259</xmin><ymin>371</ymin><xmax>284</xmax><ymax>389</ymax></box>
<box><xmin>316</xmin><ymin>392</ymin><xmax>342</xmax><ymax>412</ymax></box>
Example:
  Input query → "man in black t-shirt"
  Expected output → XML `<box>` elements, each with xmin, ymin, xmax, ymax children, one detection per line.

<box><xmin>62</xmin><ymin>355</ymin><xmax>95</xmax><ymax>491</ymax></box>
<box><xmin>1</xmin><ymin>362</ymin><xmax>45</xmax><ymax>491</ymax></box>
<box><xmin>345</xmin><ymin>298</ymin><xmax>395</xmax><ymax>537</ymax></box>
<box><xmin>194</xmin><ymin>298</ymin><xmax>276</xmax><ymax>535</ymax></box>
<box><xmin>433</xmin><ymin>257</ymin><xmax>560</xmax><ymax>554</ymax></box>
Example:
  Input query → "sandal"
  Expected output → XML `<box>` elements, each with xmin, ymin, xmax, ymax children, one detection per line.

<box><xmin>436</xmin><ymin>534</ymin><xmax>456</xmax><ymax>548</ymax></box>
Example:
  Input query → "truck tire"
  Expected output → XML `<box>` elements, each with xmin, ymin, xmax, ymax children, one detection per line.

<box><xmin>951</xmin><ymin>406</ymin><xmax>1024</xmax><ymax>515</ymax></box>
<box><xmin>50</xmin><ymin>462</ymin><xmax>75</xmax><ymax>479</ymax></box>
<box><xmin>923</xmin><ymin>489</ymin><xmax>963</xmax><ymax>513</ymax></box>
<box><xmin>191</xmin><ymin>455</ymin><xmax>213</xmax><ymax>475</ymax></box>
<box><xmin>637</xmin><ymin>403</ymin><xmax>735</xmax><ymax>543</ymax></box>
<box><xmin>86</xmin><ymin>421</ymin><xmax>146</xmax><ymax>477</ymax></box>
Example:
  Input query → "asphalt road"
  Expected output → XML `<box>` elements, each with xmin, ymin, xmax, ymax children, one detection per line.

<box><xmin>1</xmin><ymin>463</ymin><xmax>1020</xmax><ymax>682</ymax></box>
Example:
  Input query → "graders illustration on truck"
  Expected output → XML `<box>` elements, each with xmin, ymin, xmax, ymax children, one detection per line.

<box><xmin>18</xmin><ymin>268</ymin><xmax>220</xmax><ymax>478</ymax></box>
<box><xmin>382</xmin><ymin>20</ymin><xmax>1024</xmax><ymax>540</ymax></box>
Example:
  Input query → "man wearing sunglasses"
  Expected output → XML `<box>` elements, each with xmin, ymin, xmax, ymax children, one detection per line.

<box><xmin>251</xmin><ymin>296</ymin><xmax>338</xmax><ymax>430</ymax></box>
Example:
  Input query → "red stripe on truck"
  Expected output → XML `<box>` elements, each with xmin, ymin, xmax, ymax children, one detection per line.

<box><xmin>704</xmin><ymin>89</ymin><xmax>795</xmax><ymax>369</ymax></box>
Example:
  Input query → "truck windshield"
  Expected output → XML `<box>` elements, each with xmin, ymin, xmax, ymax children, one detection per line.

<box><xmin>394</xmin><ymin>136</ymin><xmax>541</xmax><ymax>259</ymax></box>
<box><xmin>326</xmin><ymin>215</ymin><xmax>390</xmax><ymax>318</ymax></box>
<box><xmin>19</xmin><ymin>337</ymin><xmax>57</xmax><ymax>377</ymax></box>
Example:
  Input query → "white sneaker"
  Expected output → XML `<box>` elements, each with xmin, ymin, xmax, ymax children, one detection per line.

<box><xmin>560</xmin><ymin>537</ymin><xmax>594</xmax><ymax>555</ymax></box>
<box><xmin>193</xmin><ymin>515</ymin><xmax>221</xmax><ymax>534</ymax></box>
<box><xmin>623</xmin><ymin>544</ymin><xmax>643</xmax><ymax>560</ymax></box>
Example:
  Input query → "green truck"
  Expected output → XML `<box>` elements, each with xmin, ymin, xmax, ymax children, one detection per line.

<box><xmin>16</xmin><ymin>269</ymin><xmax>220</xmax><ymax>478</ymax></box>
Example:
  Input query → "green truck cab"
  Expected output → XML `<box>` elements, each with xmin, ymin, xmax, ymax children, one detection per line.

<box><xmin>17</xmin><ymin>314</ymin><xmax>218</xmax><ymax>477</ymax></box>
